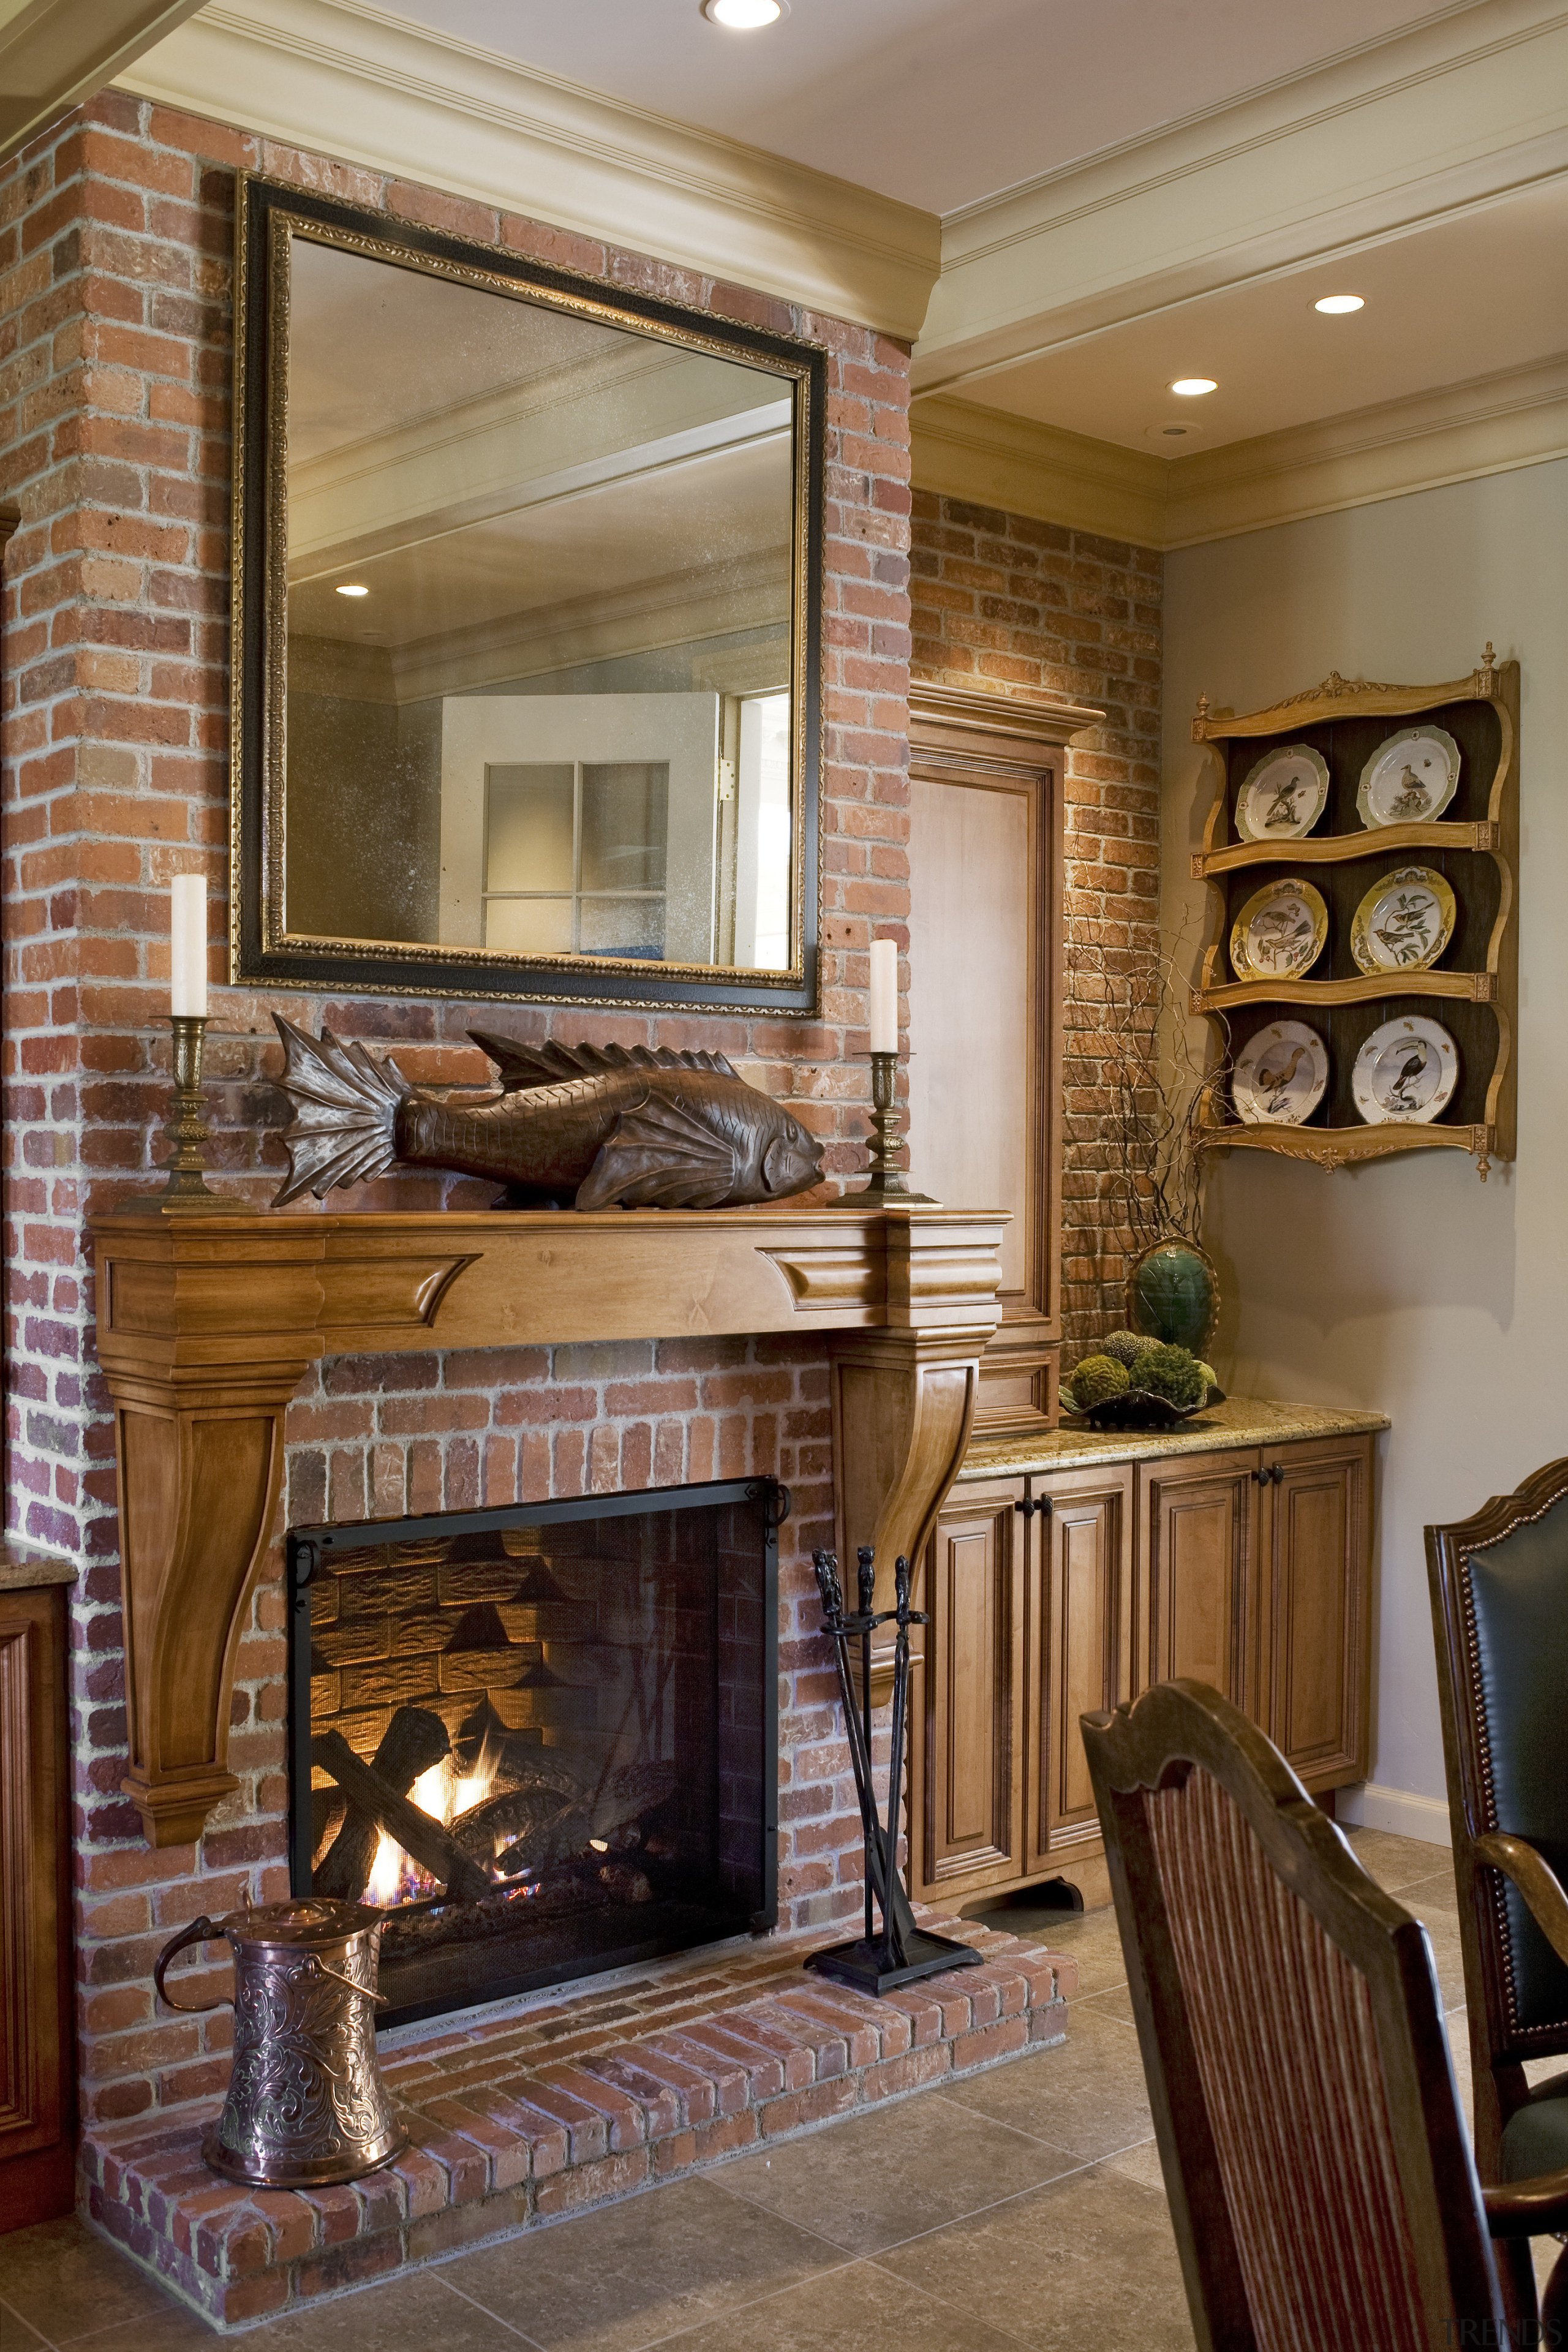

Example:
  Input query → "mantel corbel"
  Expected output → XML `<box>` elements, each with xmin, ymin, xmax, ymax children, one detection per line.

<box><xmin>91</xmin><ymin>1203</ymin><xmax>1005</xmax><ymax>1846</ymax></box>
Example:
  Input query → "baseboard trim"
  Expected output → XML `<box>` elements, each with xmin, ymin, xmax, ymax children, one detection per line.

<box><xmin>1335</xmin><ymin>1781</ymin><xmax>1452</xmax><ymax>1847</ymax></box>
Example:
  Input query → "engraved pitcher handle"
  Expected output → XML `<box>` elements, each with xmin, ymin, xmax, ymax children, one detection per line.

<box><xmin>154</xmin><ymin>1915</ymin><xmax>230</xmax><ymax>2013</ymax></box>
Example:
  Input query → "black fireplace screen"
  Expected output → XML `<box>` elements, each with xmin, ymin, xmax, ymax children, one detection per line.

<box><xmin>288</xmin><ymin>1479</ymin><xmax>779</xmax><ymax>2026</ymax></box>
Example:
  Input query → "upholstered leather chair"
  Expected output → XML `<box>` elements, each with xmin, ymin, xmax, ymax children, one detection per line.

<box><xmin>1082</xmin><ymin>1678</ymin><xmax>1568</xmax><ymax>2351</ymax></box>
<box><xmin>1428</xmin><ymin>1461</ymin><xmax>1568</xmax><ymax>2321</ymax></box>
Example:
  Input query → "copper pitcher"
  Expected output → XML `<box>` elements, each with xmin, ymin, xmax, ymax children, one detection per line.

<box><xmin>155</xmin><ymin>1898</ymin><xmax>407</xmax><ymax>2187</ymax></box>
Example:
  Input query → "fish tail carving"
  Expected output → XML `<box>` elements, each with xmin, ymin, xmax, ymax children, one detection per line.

<box><xmin>270</xmin><ymin>1014</ymin><xmax>413</xmax><ymax>1205</ymax></box>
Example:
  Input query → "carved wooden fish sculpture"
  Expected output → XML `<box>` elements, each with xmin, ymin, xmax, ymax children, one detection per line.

<box><xmin>270</xmin><ymin>1017</ymin><xmax>824</xmax><ymax>1211</ymax></box>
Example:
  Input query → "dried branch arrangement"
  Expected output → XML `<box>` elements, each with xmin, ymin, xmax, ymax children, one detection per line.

<box><xmin>1066</xmin><ymin>925</ymin><xmax>1232</xmax><ymax>1251</ymax></box>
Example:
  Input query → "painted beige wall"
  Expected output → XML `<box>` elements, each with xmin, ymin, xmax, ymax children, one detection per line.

<box><xmin>1162</xmin><ymin>458</ymin><xmax>1568</xmax><ymax>1826</ymax></box>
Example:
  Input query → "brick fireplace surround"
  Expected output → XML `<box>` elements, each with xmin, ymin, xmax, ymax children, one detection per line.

<box><xmin>0</xmin><ymin>87</ymin><xmax>1122</xmax><ymax>2326</ymax></box>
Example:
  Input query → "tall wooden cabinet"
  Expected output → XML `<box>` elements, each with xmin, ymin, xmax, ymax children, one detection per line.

<box><xmin>0</xmin><ymin>1562</ymin><xmax>75</xmax><ymax>2230</ymax></box>
<box><xmin>907</xmin><ymin>1417</ymin><xmax>1378</xmax><ymax>1911</ymax></box>
<box><xmin>906</xmin><ymin>684</ymin><xmax>1103</xmax><ymax>1436</ymax></box>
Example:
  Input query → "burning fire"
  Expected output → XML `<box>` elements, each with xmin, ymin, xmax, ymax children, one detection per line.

<box><xmin>364</xmin><ymin>1754</ymin><xmax>496</xmax><ymax>1909</ymax></box>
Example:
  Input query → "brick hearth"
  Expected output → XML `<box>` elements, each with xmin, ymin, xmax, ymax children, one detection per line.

<box><xmin>83</xmin><ymin>1913</ymin><xmax>1072</xmax><ymax>2329</ymax></box>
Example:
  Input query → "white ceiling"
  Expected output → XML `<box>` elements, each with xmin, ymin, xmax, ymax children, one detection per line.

<box><xmin>378</xmin><ymin>0</ymin><xmax>1444</xmax><ymax>217</ymax></box>
<box><xmin>83</xmin><ymin>0</ymin><xmax>1566</xmax><ymax>493</ymax></box>
<box><xmin>353</xmin><ymin>0</ymin><xmax>1568</xmax><ymax>469</ymax></box>
<box><xmin>963</xmin><ymin>178</ymin><xmax>1568</xmax><ymax>455</ymax></box>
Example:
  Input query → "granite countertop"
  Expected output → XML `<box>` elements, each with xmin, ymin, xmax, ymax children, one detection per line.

<box><xmin>0</xmin><ymin>1540</ymin><xmax>78</xmax><ymax>1591</ymax></box>
<box><xmin>959</xmin><ymin>1394</ymin><xmax>1390</xmax><ymax>1483</ymax></box>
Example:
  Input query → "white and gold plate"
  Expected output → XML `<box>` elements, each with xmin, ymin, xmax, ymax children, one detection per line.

<box><xmin>1232</xmin><ymin>1020</ymin><xmax>1329</xmax><ymax>1125</ymax></box>
<box><xmin>1229</xmin><ymin>876</ymin><xmax>1329</xmax><ymax>982</ymax></box>
<box><xmin>1350</xmin><ymin>865</ymin><xmax>1455</xmax><ymax>975</ymax></box>
<box><xmin>1234</xmin><ymin>744</ymin><xmax>1330</xmax><ymax>842</ymax></box>
<box><xmin>1357</xmin><ymin>725</ymin><xmax>1460</xmax><ymax>827</ymax></box>
<box><xmin>1351</xmin><ymin>1014</ymin><xmax>1459</xmax><ymax>1125</ymax></box>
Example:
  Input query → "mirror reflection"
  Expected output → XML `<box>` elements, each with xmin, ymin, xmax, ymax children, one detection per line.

<box><xmin>281</xmin><ymin>235</ymin><xmax>799</xmax><ymax>975</ymax></box>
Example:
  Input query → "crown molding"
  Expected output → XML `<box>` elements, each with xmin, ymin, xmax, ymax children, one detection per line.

<box><xmin>916</xmin><ymin>0</ymin><xmax>1568</xmax><ymax>392</ymax></box>
<box><xmin>912</xmin><ymin>360</ymin><xmax>1568</xmax><ymax>550</ymax></box>
<box><xmin>1163</xmin><ymin>352</ymin><xmax>1568</xmax><ymax>545</ymax></box>
<box><xmin>911</xmin><ymin>394</ymin><xmax>1166</xmax><ymax>546</ymax></box>
<box><xmin>116</xmin><ymin>0</ymin><xmax>940</xmax><ymax>339</ymax></box>
<box><xmin>0</xmin><ymin>0</ymin><xmax>205</xmax><ymax>163</ymax></box>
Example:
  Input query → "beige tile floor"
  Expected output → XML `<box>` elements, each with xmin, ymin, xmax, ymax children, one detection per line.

<box><xmin>0</xmin><ymin>1828</ymin><xmax>1507</xmax><ymax>2351</ymax></box>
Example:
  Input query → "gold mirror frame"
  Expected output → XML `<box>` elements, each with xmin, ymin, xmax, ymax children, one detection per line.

<box><xmin>229</xmin><ymin>175</ymin><xmax>825</xmax><ymax>1012</ymax></box>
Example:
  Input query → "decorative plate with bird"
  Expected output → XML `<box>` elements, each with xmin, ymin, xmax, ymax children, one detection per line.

<box><xmin>1357</xmin><ymin>725</ymin><xmax>1460</xmax><ymax>827</ymax></box>
<box><xmin>1349</xmin><ymin>865</ymin><xmax>1456</xmax><ymax>975</ymax></box>
<box><xmin>1229</xmin><ymin>877</ymin><xmax>1329</xmax><ymax>982</ymax></box>
<box><xmin>1351</xmin><ymin>1015</ymin><xmax>1459</xmax><ymax>1125</ymax></box>
<box><xmin>1232</xmin><ymin>1020</ymin><xmax>1329</xmax><ymax>1125</ymax></box>
<box><xmin>1234</xmin><ymin>745</ymin><xmax>1330</xmax><ymax>842</ymax></box>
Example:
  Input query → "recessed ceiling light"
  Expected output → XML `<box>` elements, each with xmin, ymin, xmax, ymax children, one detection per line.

<box><xmin>1314</xmin><ymin>293</ymin><xmax>1365</xmax><ymax>314</ymax></box>
<box><xmin>1170</xmin><ymin>377</ymin><xmax>1218</xmax><ymax>397</ymax></box>
<box><xmin>335</xmin><ymin>582</ymin><xmax>370</xmax><ymax>597</ymax></box>
<box><xmin>703</xmin><ymin>0</ymin><xmax>787</xmax><ymax>24</ymax></box>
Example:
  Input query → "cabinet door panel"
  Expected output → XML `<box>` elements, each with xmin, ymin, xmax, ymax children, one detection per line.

<box><xmin>1267</xmin><ymin>1439</ymin><xmax>1370</xmax><ymax>1784</ymax></box>
<box><xmin>1025</xmin><ymin>1469</ymin><xmax>1132</xmax><ymax>1871</ymax></box>
<box><xmin>907</xmin><ymin>687</ymin><xmax>1066</xmax><ymax>1439</ymax></box>
<box><xmin>0</xmin><ymin>1585</ymin><xmax>73</xmax><ymax>2230</ymax></box>
<box><xmin>1140</xmin><ymin>1450</ymin><xmax>1261</xmax><ymax>1714</ymax></box>
<box><xmin>920</xmin><ymin>1487</ymin><xmax>1022</xmax><ymax>1888</ymax></box>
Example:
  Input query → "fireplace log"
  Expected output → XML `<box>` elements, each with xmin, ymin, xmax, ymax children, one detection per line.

<box><xmin>315</xmin><ymin>1706</ymin><xmax>451</xmax><ymax>1901</ymax></box>
<box><xmin>311</xmin><ymin>1729</ymin><xmax>493</xmax><ymax>1902</ymax></box>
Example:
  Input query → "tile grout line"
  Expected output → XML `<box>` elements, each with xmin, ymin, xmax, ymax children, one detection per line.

<box><xmin>0</xmin><ymin>2291</ymin><xmax>51</xmax><ymax>2350</ymax></box>
<box><xmin>434</xmin><ymin>2267</ymin><xmax>552</xmax><ymax>2350</ymax></box>
<box><xmin>439</xmin><ymin>2217</ymin><xmax>869</xmax><ymax>2352</ymax></box>
<box><xmin>606</xmin><ymin>2248</ymin><xmax>902</xmax><ymax>2352</ymax></box>
<box><xmin>707</xmin><ymin>2132</ymin><xmax>1160</xmax><ymax>2264</ymax></box>
<box><xmin>861</xmin><ymin>2259</ymin><xmax>1054</xmax><ymax>2352</ymax></box>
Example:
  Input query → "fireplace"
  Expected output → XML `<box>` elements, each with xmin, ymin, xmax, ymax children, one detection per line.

<box><xmin>287</xmin><ymin>1478</ymin><xmax>780</xmax><ymax>2026</ymax></box>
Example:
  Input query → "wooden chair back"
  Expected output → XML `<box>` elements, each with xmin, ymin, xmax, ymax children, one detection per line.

<box><xmin>1427</xmin><ymin>1457</ymin><xmax>1568</xmax><ymax>2169</ymax></box>
<box><xmin>1082</xmin><ymin>1679</ymin><xmax>1507</xmax><ymax>2352</ymax></box>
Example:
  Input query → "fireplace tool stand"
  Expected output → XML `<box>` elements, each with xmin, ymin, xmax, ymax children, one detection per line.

<box><xmin>805</xmin><ymin>1545</ymin><xmax>981</xmax><ymax>1996</ymax></box>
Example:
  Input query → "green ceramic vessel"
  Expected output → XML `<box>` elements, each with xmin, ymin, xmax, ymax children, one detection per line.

<box><xmin>1126</xmin><ymin>1237</ymin><xmax>1219</xmax><ymax>1355</ymax></box>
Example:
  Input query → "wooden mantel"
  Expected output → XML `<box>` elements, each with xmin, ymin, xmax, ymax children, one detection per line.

<box><xmin>91</xmin><ymin>1202</ymin><xmax>1006</xmax><ymax>1846</ymax></box>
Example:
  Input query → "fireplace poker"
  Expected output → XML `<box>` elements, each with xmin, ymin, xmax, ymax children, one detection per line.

<box><xmin>810</xmin><ymin>1550</ymin><xmax>886</xmax><ymax>1913</ymax></box>
<box><xmin>857</xmin><ymin>1545</ymin><xmax>876</xmax><ymax>1951</ymax></box>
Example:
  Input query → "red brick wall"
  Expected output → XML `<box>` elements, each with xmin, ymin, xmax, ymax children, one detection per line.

<box><xmin>0</xmin><ymin>98</ymin><xmax>913</xmax><ymax>2124</ymax></box>
<box><xmin>909</xmin><ymin>492</ymin><xmax>1162</xmax><ymax>1343</ymax></box>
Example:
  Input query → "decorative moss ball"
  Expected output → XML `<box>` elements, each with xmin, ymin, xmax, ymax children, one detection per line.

<box><xmin>1195</xmin><ymin>1360</ymin><xmax>1218</xmax><ymax>1393</ymax></box>
<box><xmin>1068</xmin><ymin>1354</ymin><xmax>1130</xmax><ymax>1407</ymax></box>
<box><xmin>1130</xmin><ymin>1343</ymin><xmax>1207</xmax><ymax>1409</ymax></box>
<box><xmin>1099</xmin><ymin>1329</ymin><xmax>1150</xmax><ymax>1366</ymax></box>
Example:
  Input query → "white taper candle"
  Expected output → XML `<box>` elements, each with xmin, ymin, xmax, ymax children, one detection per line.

<box><xmin>170</xmin><ymin>873</ymin><xmax>208</xmax><ymax>1018</ymax></box>
<box><xmin>869</xmin><ymin>936</ymin><xmax>897</xmax><ymax>1055</ymax></box>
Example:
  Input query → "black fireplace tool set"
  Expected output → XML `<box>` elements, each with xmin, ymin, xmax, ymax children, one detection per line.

<box><xmin>804</xmin><ymin>1545</ymin><xmax>981</xmax><ymax>1995</ymax></box>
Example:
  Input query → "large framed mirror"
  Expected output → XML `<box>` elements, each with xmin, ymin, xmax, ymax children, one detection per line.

<box><xmin>230</xmin><ymin>176</ymin><xmax>824</xmax><ymax>1011</ymax></box>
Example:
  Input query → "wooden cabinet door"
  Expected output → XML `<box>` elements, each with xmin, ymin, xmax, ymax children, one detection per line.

<box><xmin>907</xmin><ymin>686</ymin><xmax>1070</xmax><ymax>1438</ymax></box>
<box><xmin>911</xmin><ymin>1480</ymin><xmax>1025</xmax><ymax>1899</ymax></box>
<box><xmin>1139</xmin><ymin>1449</ymin><xmax>1262</xmax><ymax>1716</ymax></box>
<box><xmin>0</xmin><ymin>1583</ymin><xmax>74</xmax><ymax>2230</ymax></box>
<box><xmin>1025</xmin><ymin>1466</ymin><xmax>1133</xmax><ymax>1872</ymax></box>
<box><xmin>1263</xmin><ymin>1436</ymin><xmax>1372</xmax><ymax>1787</ymax></box>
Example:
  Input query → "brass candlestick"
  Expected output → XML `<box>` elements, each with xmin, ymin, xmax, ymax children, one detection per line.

<box><xmin>840</xmin><ymin>1049</ymin><xmax>938</xmax><ymax>1206</ymax></box>
<box><xmin>134</xmin><ymin>1016</ymin><xmax>239</xmax><ymax>1213</ymax></box>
